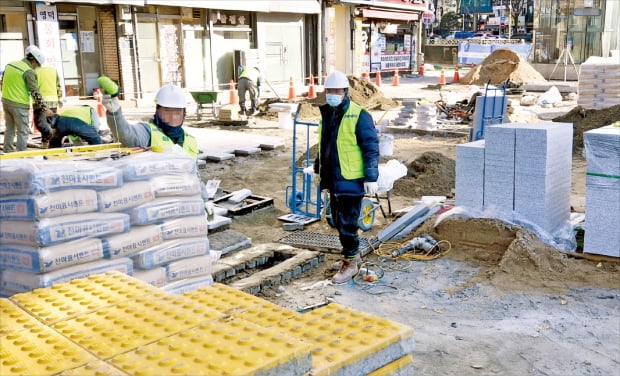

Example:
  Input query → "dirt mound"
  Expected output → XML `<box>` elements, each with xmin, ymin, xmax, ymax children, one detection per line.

<box><xmin>392</xmin><ymin>151</ymin><xmax>455</xmax><ymax>199</ymax></box>
<box><xmin>552</xmin><ymin>104</ymin><xmax>620</xmax><ymax>151</ymax></box>
<box><xmin>258</xmin><ymin>75</ymin><xmax>400</xmax><ymax>121</ymax></box>
<box><xmin>460</xmin><ymin>49</ymin><xmax>546</xmax><ymax>86</ymax></box>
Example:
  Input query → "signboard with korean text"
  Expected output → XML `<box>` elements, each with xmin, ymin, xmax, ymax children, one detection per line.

<box><xmin>35</xmin><ymin>3</ymin><xmax>65</xmax><ymax>98</ymax></box>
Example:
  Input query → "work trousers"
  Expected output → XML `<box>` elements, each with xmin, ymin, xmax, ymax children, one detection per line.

<box><xmin>329</xmin><ymin>193</ymin><xmax>363</xmax><ymax>257</ymax></box>
<box><xmin>34</xmin><ymin>107</ymin><xmax>57</xmax><ymax>143</ymax></box>
<box><xmin>49</xmin><ymin>115</ymin><xmax>102</xmax><ymax>148</ymax></box>
<box><xmin>237</xmin><ymin>77</ymin><xmax>258</xmax><ymax>112</ymax></box>
<box><xmin>2</xmin><ymin>104</ymin><xmax>30</xmax><ymax>152</ymax></box>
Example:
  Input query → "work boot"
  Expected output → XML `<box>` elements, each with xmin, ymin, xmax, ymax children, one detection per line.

<box><xmin>40</xmin><ymin>141</ymin><xmax>49</xmax><ymax>149</ymax></box>
<box><xmin>331</xmin><ymin>253</ymin><xmax>362</xmax><ymax>270</ymax></box>
<box><xmin>332</xmin><ymin>257</ymin><xmax>360</xmax><ymax>285</ymax></box>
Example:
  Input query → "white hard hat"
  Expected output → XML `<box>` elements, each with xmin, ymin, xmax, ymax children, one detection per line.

<box><xmin>25</xmin><ymin>45</ymin><xmax>45</xmax><ymax>65</ymax></box>
<box><xmin>324</xmin><ymin>71</ymin><xmax>349</xmax><ymax>89</ymax></box>
<box><xmin>154</xmin><ymin>84</ymin><xmax>186</xmax><ymax>109</ymax></box>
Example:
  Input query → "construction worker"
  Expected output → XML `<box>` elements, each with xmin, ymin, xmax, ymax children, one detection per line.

<box><xmin>99</xmin><ymin>76</ymin><xmax>198</xmax><ymax>159</ymax></box>
<box><xmin>35</xmin><ymin>64</ymin><xmax>63</xmax><ymax>149</ymax></box>
<box><xmin>48</xmin><ymin>105</ymin><xmax>102</xmax><ymax>148</ymax></box>
<box><xmin>304</xmin><ymin>71</ymin><xmax>379</xmax><ymax>284</ymax></box>
<box><xmin>237</xmin><ymin>66</ymin><xmax>261</xmax><ymax>116</ymax></box>
<box><xmin>1</xmin><ymin>45</ymin><xmax>53</xmax><ymax>152</ymax></box>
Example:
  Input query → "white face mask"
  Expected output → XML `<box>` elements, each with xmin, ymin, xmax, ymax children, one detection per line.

<box><xmin>326</xmin><ymin>94</ymin><xmax>343</xmax><ymax>107</ymax></box>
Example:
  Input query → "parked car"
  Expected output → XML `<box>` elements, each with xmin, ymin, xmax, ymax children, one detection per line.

<box><xmin>467</xmin><ymin>32</ymin><xmax>507</xmax><ymax>40</ymax></box>
<box><xmin>446</xmin><ymin>31</ymin><xmax>477</xmax><ymax>39</ymax></box>
<box><xmin>510</xmin><ymin>33</ymin><xmax>533</xmax><ymax>42</ymax></box>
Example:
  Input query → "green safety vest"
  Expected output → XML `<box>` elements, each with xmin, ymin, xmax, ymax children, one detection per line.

<box><xmin>239</xmin><ymin>67</ymin><xmax>260</xmax><ymax>83</ymax></box>
<box><xmin>61</xmin><ymin>106</ymin><xmax>93</xmax><ymax>125</ymax></box>
<box><xmin>36</xmin><ymin>66</ymin><xmax>59</xmax><ymax>103</ymax></box>
<box><xmin>148</xmin><ymin>122</ymin><xmax>198</xmax><ymax>159</ymax></box>
<box><xmin>317</xmin><ymin>101</ymin><xmax>365</xmax><ymax>180</ymax></box>
<box><xmin>1</xmin><ymin>59</ymin><xmax>32</xmax><ymax>105</ymax></box>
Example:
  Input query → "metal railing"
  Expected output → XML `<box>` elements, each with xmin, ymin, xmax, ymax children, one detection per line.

<box><xmin>425</xmin><ymin>39</ymin><xmax>523</xmax><ymax>46</ymax></box>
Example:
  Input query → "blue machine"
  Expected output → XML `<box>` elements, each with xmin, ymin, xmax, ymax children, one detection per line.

<box><xmin>470</xmin><ymin>82</ymin><xmax>508</xmax><ymax>141</ymax></box>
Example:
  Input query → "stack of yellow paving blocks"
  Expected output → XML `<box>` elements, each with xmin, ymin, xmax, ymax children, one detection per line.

<box><xmin>1</xmin><ymin>271</ymin><xmax>414</xmax><ymax>375</ymax></box>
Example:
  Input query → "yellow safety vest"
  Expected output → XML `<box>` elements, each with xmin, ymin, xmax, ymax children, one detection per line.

<box><xmin>148</xmin><ymin>122</ymin><xmax>198</xmax><ymax>159</ymax></box>
<box><xmin>61</xmin><ymin>106</ymin><xmax>93</xmax><ymax>125</ymax></box>
<box><xmin>1</xmin><ymin>59</ymin><xmax>32</xmax><ymax>105</ymax></box>
<box><xmin>317</xmin><ymin>101</ymin><xmax>365</xmax><ymax>179</ymax></box>
<box><xmin>36</xmin><ymin>66</ymin><xmax>59</xmax><ymax>103</ymax></box>
<box><xmin>239</xmin><ymin>67</ymin><xmax>260</xmax><ymax>83</ymax></box>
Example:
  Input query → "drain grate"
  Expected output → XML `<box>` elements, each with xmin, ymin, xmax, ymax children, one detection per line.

<box><xmin>278</xmin><ymin>231</ymin><xmax>379</xmax><ymax>256</ymax></box>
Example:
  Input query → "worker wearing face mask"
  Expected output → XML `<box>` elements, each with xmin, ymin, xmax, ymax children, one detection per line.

<box><xmin>304</xmin><ymin>71</ymin><xmax>379</xmax><ymax>284</ymax></box>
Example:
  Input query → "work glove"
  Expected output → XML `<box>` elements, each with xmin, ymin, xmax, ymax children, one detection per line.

<box><xmin>102</xmin><ymin>95</ymin><xmax>121</xmax><ymax>113</ymax></box>
<box><xmin>364</xmin><ymin>182</ymin><xmax>379</xmax><ymax>196</ymax></box>
<box><xmin>303</xmin><ymin>166</ymin><xmax>320</xmax><ymax>184</ymax></box>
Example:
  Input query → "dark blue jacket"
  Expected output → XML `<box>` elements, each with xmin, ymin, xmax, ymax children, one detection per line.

<box><xmin>314</xmin><ymin>96</ymin><xmax>379</xmax><ymax>196</ymax></box>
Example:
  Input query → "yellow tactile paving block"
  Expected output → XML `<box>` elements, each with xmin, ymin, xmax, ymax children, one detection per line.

<box><xmin>0</xmin><ymin>324</ymin><xmax>96</xmax><ymax>376</ymax></box>
<box><xmin>273</xmin><ymin>303</ymin><xmax>414</xmax><ymax>376</ymax></box>
<box><xmin>10</xmin><ymin>271</ymin><xmax>165</xmax><ymax>325</ymax></box>
<box><xmin>0</xmin><ymin>298</ymin><xmax>42</xmax><ymax>336</ymax></box>
<box><xmin>183</xmin><ymin>283</ymin><xmax>302</xmax><ymax>328</ymax></box>
<box><xmin>109</xmin><ymin>317</ymin><xmax>312</xmax><ymax>376</ymax></box>
<box><xmin>56</xmin><ymin>360</ymin><xmax>129</xmax><ymax>376</ymax></box>
<box><xmin>367</xmin><ymin>354</ymin><xmax>414</xmax><ymax>376</ymax></box>
<box><xmin>51</xmin><ymin>293</ymin><xmax>223</xmax><ymax>359</ymax></box>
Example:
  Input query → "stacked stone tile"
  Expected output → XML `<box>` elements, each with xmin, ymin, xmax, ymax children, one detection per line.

<box><xmin>0</xmin><ymin>151</ymin><xmax>213</xmax><ymax>297</ymax></box>
<box><xmin>578</xmin><ymin>56</ymin><xmax>620</xmax><ymax>110</ymax></box>
<box><xmin>583</xmin><ymin>125</ymin><xmax>620</xmax><ymax>257</ymax></box>
<box><xmin>455</xmin><ymin>122</ymin><xmax>573</xmax><ymax>235</ymax></box>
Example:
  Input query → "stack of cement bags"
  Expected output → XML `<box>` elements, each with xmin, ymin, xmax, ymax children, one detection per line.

<box><xmin>578</xmin><ymin>56</ymin><xmax>620</xmax><ymax>110</ymax></box>
<box><xmin>583</xmin><ymin>125</ymin><xmax>620</xmax><ymax>257</ymax></box>
<box><xmin>0</xmin><ymin>151</ymin><xmax>213</xmax><ymax>296</ymax></box>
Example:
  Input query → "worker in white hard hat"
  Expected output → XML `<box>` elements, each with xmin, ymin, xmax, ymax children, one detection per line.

<box><xmin>303</xmin><ymin>70</ymin><xmax>379</xmax><ymax>284</ymax></box>
<box><xmin>1</xmin><ymin>45</ymin><xmax>53</xmax><ymax>152</ymax></box>
<box><xmin>98</xmin><ymin>76</ymin><xmax>198</xmax><ymax>159</ymax></box>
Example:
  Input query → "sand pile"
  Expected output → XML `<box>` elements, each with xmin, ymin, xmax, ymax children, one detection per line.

<box><xmin>552</xmin><ymin>104</ymin><xmax>620</xmax><ymax>152</ymax></box>
<box><xmin>460</xmin><ymin>49</ymin><xmax>546</xmax><ymax>86</ymax></box>
<box><xmin>392</xmin><ymin>151</ymin><xmax>455</xmax><ymax>199</ymax></box>
<box><xmin>259</xmin><ymin>76</ymin><xmax>399</xmax><ymax>121</ymax></box>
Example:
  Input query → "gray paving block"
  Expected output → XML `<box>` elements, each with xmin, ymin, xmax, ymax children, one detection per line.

<box><xmin>208</xmin><ymin>229</ymin><xmax>252</xmax><ymax>255</ymax></box>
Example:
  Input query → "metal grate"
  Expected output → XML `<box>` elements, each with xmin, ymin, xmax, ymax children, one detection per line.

<box><xmin>278</xmin><ymin>231</ymin><xmax>379</xmax><ymax>255</ymax></box>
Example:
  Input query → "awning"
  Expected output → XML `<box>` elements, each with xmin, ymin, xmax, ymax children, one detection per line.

<box><xmin>362</xmin><ymin>8</ymin><xmax>419</xmax><ymax>21</ymax></box>
<box><xmin>144</xmin><ymin>0</ymin><xmax>320</xmax><ymax>14</ymax></box>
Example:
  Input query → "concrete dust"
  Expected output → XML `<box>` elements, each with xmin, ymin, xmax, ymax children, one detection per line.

<box><xmin>460</xmin><ymin>48</ymin><xmax>546</xmax><ymax>86</ymax></box>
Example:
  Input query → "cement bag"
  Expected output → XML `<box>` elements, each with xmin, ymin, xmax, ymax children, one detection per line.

<box><xmin>159</xmin><ymin>215</ymin><xmax>209</xmax><ymax>240</ymax></box>
<box><xmin>118</xmin><ymin>151</ymin><xmax>197</xmax><ymax>181</ymax></box>
<box><xmin>33</xmin><ymin>161</ymin><xmax>123</xmax><ymax>192</ymax></box>
<box><xmin>0</xmin><ymin>212</ymin><xmax>130</xmax><ymax>246</ymax></box>
<box><xmin>165</xmin><ymin>254</ymin><xmax>212</xmax><ymax>282</ymax></box>
<box><xmin>537</xmin><ymin>86</ymin><xmax>563</xmax><ymax>105</ymax></box>
<box><xmin>101</xmin><ymin>224</ymin><xmax>163</xmax><ymax>259</ymax></box>
<box><xmin>97</xmin><ymin>181</ymin><xmax>155</xmax><ymax>213</ymax></box>
<box><xmin>0</xmin><ymin>159</ymin><xmax>37</xmax><ymax>196</ymax></box>
<box><xmin>132</xmin><ymin>267</ymin><xmax>166</xmax><ymax>288</ymax></box>
<box><xmin>0</xmin><ymin>257</ymin><xmax>133</xmax><ymax>293</ymax></box>
<box><xmin>150</xmin><ymin>174</ymin><xmax>202</xmax><ymax>197</ymax></box>
<box><xmin>377</xmin><ymin>159</ymin><xmax>408</xmax><ymax>192</ymax></box>
<box><xmin>161</xmin><ymin>275</ymin><xmax>214</xmax><ymax>295</ymax></box>
<box><xmin>131</xmin><ymin>236</ymin><xmax>210</xmax><ymax>269</ymax></box>
<box><xmin>0</xmin><ymin>189</ymin><xmax>98</xmax><ymax>220</ymax></box>
<box><xmin>127</xmin><ymin>196</ymin><xmax>205</xmax><ymax>225</ymax></box>
<box><xmin>0</xmin><ymin>237</ymin><xmax>104</xmax><ymax>273</ymax></box>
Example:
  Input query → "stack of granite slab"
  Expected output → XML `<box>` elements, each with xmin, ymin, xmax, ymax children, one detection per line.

<box><xmin>583</xmin><ymin>125</ymin><xmax>620</xmax><ymax>257</ymax></box>
<box><xmin>578</xmin><ymin>56</ymin><xmax>620</xmax><ymax>110</ymax></box>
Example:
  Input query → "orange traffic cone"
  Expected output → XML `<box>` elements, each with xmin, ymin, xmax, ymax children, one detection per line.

<box><xmin>307</xmin><ymin>75</ymin><xmax>317</xmax><ymax>99</ymax></box>
<box><xmin>453</xmin><ymin>66</ymin><xmax>460</xmax><ymax>83</ymax></box>
<box><xmin>438</xmin><ymin>68</ymin><xmax>446</xmax><ymax>85</ymax></box>
<box><xmin>287</xmin><ymin>76</ymin><xmax>296</xmax><ymax>100</ymax></box>
<box><xmin>418</xmin><ymin>63</ymin><xmax>425</xmax><ymax>76</ymax></box>
<box><xmin>375</xmin><ymin>70</ymin><xmax>382</xmax><ymax>87</ymax></box>
<box><xmin>229</xmin><ymin>80</ymin><xmax>238</xmax><ymax>104</ymax></box>
<box><xmin>94</xmin><ymin>88</ymin><xmax>106</xmax><ymax>117</ymax></box>
<box><xmin>392</xmin><ymin>69</ymin><xmax>400</xmax><ymax>86</ymax></box>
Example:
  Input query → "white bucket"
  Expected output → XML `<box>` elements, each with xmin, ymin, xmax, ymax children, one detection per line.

<box><xmin>278</xmin><ymin>111</ymin><xmax>293</xmax><ymax>129</ymax></box>
<box><xmin>379</xmin><ymin>134</ymin><xmax>394</xmax><ymax>156</ymax></box>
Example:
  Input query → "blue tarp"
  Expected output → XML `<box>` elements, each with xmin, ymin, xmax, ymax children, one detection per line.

<box><xmin>457</xmin><ymin>43</ymin><xmax>532</xmax><ymax>65</ymax></box>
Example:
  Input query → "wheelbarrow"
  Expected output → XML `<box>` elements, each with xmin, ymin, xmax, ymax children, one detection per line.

<box><xmin>190</xmin><ymin>91</ymin><xmax>221</xmax><ymax>120</ymax></box>
<box><xmin>322</xmin><ymin>191</ymin><xmax>393</xmax><ymax>231</ymax></box>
